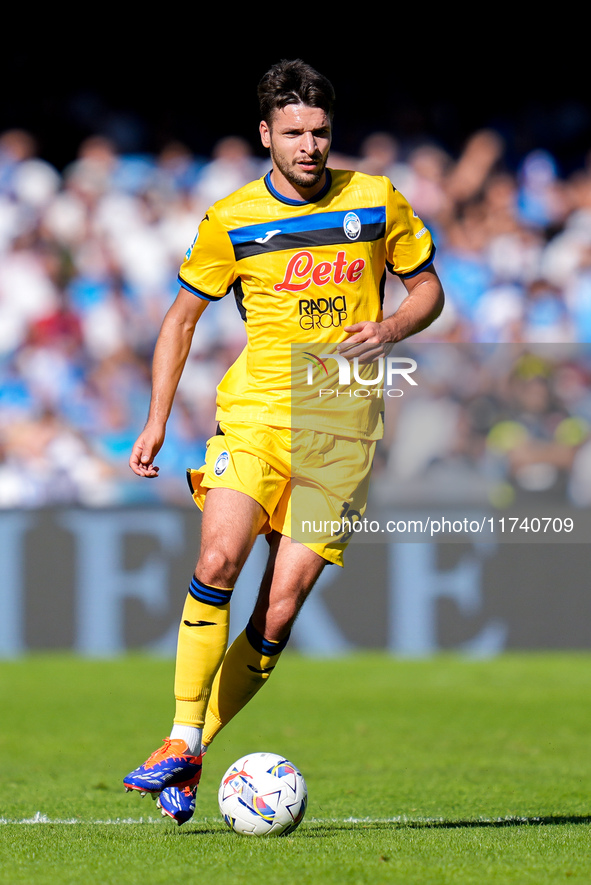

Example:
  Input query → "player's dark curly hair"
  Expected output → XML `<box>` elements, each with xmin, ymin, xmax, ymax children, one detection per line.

<box><xmin>258</xmin><ymin>59</ymin><xmax>335</xmax><ymax>125</ymax></box>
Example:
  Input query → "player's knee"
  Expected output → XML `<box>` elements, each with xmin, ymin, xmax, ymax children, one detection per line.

<box><xmin>195</xmin><ymin>547</ymin><xmax>242</xmax><ymax>589</ymax></box>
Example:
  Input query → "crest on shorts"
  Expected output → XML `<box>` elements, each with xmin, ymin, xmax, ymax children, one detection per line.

<box><xmin>214</xmin><ymin>451</ymin><xmax>229</xmax><ymax>476</ymax></box>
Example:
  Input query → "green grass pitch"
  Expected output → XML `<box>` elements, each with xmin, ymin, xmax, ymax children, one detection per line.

<box><xmin>2</xmin><ymin>652</ymin><xmax>591</xmax><ymax>884</ymax></box>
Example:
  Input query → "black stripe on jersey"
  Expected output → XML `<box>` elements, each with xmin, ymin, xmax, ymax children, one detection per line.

<box><xmin>232</xmin><ymin>222</ymin><xmax>386</xmax><ymax>261</ymax></box>
<box><xmin>379</xmin><ymin>268</ymin><xmax>387</xmax><ymax>309</ymax></box>
<box><xmin>178</xmin><ymin>273</ymin><xmax>231</xmax><ymax>301</ymax></box>
<box><xmin>233</xmin><ymin>278</ymin><xmax>247</xmax><ymax>322</ymax></box>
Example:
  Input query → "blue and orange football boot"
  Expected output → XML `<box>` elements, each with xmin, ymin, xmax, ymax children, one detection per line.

<box><xmin>157</xmin><ymin>785</ymin><xmax>197</xmax><ymax>825</ymax></box>
<box><xmin>123</xmin><ymin>738</ymin><xmax>202</xmax><ymax>795</ymax></box>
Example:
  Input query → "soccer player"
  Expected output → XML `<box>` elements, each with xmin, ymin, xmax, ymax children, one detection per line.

<box><xmin>123</xmin><ymin>59</ymin><xmax>444</xmax><ymax>824</ymax></box>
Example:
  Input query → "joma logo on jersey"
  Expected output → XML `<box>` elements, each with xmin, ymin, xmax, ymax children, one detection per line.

<box><xmin>298</xmin><ymin>295</ymin><xmax>347</xmax><ymax>330</ymax></box>
<box><xmin>274</xmin><ymin>250</ymin><xmax>366</xmax><ymax>293</ymax></box>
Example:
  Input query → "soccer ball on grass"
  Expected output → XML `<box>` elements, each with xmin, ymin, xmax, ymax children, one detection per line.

<box><xmin>218</xmin><ymin>752</ymin><xmax>307</xmax><ymax>836</ymax></box>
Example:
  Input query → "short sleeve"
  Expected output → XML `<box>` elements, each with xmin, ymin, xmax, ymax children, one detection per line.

<box><xmin>384</xmin><ymin>181</ymin><xmax>436</xmax><ymax>279</ymax></box>
<box><xmin>178</xmin><ymin>207</ymin><xmax>237</xmax><ymax>301</ymax></box>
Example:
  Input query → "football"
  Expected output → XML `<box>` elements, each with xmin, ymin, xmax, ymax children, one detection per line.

<box><xmin>218</xmin><ymin>752</ymin><xmax>308</xmax><ymax>836</ymax></box>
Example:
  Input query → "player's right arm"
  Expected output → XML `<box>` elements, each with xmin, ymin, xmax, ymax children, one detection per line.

<box><xmin>129</xmin><ymin>287</ymin><xmax>209</xmax><ymax>477</ymax></box>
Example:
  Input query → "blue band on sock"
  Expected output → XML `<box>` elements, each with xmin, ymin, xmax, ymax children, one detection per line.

<box><xmin>245</xmin><ymin>618</ymin><xmax>290</xmax><ymax>656</ymax></box>
<box><xmin>189</xmin><ymin>576</ymin><xmax>233</xmax><ymax>606</ymax></box>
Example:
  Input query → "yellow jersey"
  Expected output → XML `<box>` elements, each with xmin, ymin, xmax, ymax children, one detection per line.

<box><xmin>178</xmin><ymin>168</ymin><xmax>434</xmax><ymax>439</ymax></box>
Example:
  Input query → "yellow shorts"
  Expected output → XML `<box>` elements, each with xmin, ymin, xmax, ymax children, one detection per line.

<box><xmin>186</xmin><ymin>421</ymin><xmax>376</xmax><ymax>567</ymax></box>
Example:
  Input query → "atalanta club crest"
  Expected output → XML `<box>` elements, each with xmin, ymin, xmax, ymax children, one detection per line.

<box><xmin>214</xmin><ymin>451</ymin><xmax>229</xmax><ymax>476</ymax></box>
<box><xmin>343</xmin><ymin>212</ymin><xmax>361</xmax><ymax>240</ymax></box>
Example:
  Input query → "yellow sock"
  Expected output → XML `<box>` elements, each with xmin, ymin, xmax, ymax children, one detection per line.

<box><xmin>202</xmin><ymin>617</ymin><xmax>290</xmax><ymax>747</ymax></box>
<box><xmin>173</xmin><ymin>576</ymin><xmax>233</xmax><ymax>729</ymax></box>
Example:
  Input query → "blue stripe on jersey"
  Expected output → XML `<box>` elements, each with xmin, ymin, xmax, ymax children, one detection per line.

<box><xmin>189</xmin><ymin>576</ymin><xmax>233</xmax><ymax>606</ymax></box>
<box><xmin>227</xmin><ymin>207</ymin><xmax>387</xmax><ymax>246</ymax></box>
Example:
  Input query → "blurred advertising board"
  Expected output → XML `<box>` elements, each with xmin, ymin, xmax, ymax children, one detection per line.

<box><xmin>0</xmin><ymin>506</ymin><xmax>589</xmax><ymax>657</ymax></box>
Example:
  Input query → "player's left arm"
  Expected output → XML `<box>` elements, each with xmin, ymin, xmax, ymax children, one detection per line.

<box><xmin>337</xmin><ymin>265</ymin><xmax>444</xmax><ymax>362</ymax></box>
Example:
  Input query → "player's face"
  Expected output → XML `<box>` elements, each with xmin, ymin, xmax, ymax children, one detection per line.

<box><xmin>260</xmin><ymin>104</ymin><xmax>332</xmax><ymax>200</ymax></box>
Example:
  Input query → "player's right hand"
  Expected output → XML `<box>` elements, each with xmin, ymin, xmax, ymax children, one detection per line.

<box><xmin>129</xmin><ymin>425</ymin><xmax>165</xmax><ymax>478</ymax></box>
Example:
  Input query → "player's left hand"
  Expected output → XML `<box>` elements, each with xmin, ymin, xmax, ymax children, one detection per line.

<box><xmin>337</xmin><ymin>321</ymin><xmax>393</xmax><ymax>363</ymax></box>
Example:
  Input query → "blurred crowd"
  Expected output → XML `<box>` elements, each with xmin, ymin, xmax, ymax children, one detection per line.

<box><xmin>1</xmin><ymin>124</ymin><xmax>591</xmax><ymax>509</ymax></box>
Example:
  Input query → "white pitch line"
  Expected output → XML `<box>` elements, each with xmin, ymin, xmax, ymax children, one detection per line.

<box><xmin>0</xmin><ymin>814</ymin><xmax>403</xmax><ymax>826</ymax></box>
<box><xmin>0</xmin><ymin>815</ymin><xmax>414</xmax><ymax>826</ymax></box>
<box><xmin>0</xmin><ymin>813</ymin><xmax>163</xmax><ymax>825</ymax></box>
<box><xmin>0</xmin><ymin>813</ymin><xmax>538</xmax><ymax>826</ymax></box>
